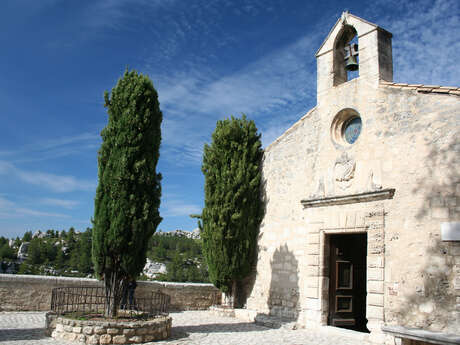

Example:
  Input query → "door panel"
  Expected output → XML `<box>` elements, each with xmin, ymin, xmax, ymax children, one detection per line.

<box><xmin>336</xmin><ymin>261</ymin><xmax>353</xmax><ymax>289</ymax></box>
<box><xmin>328</xmin><ymin>233</ymin><xmax>369</xmax><ymax>332</ymax></box>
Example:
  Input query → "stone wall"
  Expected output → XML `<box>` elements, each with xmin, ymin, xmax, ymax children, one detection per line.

<box><xmin>0</xmin><ymin>274</ymin><xmax>221</xmax><ymax>312</ymax></box>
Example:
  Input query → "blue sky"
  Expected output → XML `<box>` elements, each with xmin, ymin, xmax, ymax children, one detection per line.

<box><xmin>0</xmin><ymin>0</ymin><xmax>459</xmax><ymax>238</ymax></box>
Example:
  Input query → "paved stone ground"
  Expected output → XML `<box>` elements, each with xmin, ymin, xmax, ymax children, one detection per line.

<box><xmin>0</xmin><ymin>311</ymin><xmax>367</xmax><ymax>345</ymax></box>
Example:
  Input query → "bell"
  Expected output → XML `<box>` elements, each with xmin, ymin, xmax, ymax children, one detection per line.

<box><xmin>345</xmin><ymin>55</ymin><xmax>359</xmax><ymax>71</ymax></box>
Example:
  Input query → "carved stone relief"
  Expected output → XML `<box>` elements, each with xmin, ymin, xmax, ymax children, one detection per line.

<box><xmin>334</xmin><ymin>153</ymin><xmax>356</xmax><ymax>190</ymax></box>
<box><xmin>367</xmin><ymin>170</ymin><xmax>382</xmax><ymax>191</ymax></box>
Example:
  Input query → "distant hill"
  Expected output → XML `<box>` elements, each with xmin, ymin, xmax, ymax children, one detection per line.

<box><xmin>156</xmin><ymin>228</ymin><xmax>200</xmax><ymax>239</ymax></box>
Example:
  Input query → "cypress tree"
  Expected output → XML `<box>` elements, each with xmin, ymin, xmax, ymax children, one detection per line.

<box><xmin>201</xmin><ymin>115</ymin><xmax>263</xmax><ymax>305</ymax></box>
<box><xmin>92</xmin><ymin>69</ymin><xmax>162</xmax><ymax>317</ymax></box>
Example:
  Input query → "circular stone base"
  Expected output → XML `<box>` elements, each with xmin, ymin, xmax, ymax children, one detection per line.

<box><xmin>46</xmin><ymin>312</ymin><xmax>171</xmax><ymax>344</ymax></box>
<box><xmin>209</xmin><ymin>305</ymin><xmax>235</xmax><ymax>317</ymax></box>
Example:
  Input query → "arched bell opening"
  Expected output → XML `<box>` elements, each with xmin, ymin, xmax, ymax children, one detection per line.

<box><xmin>333</xmin><ymin>25</ymin><xmax>359</xmax><ymax>86</ymax></box>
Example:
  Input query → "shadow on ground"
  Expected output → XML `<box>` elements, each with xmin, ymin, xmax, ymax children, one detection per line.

<box><xmin>0</xmin><ymin>328</ymin><xmax>48</xmax><ymax>341</ymax></box>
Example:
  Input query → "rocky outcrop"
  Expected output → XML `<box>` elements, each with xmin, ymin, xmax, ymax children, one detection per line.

<box><xmin>142</xmin><ymin>259</ymin><xmax>167</xmax><ymax>279</ymax></box>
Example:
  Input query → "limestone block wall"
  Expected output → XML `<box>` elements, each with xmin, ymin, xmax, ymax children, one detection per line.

<box><xmin>243</xmin><ymin>81</ymin><xmax>460</xmax><ymax>341</ymax></box>
<box><xmin>244</xmin><ymin>108</ymin><xmax>320</xmax><ymax>319</ymax></box>
<box><xmin>375</xmin><ymin>87</ymin><xmax>460</xmax><ymax>335</ymax></box>
<box><xmin>0</xmin><ymin>274</ymin><xmax>221</xmax><ymax>312</ymax></box>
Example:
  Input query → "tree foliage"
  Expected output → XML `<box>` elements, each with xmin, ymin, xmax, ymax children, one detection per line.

<box><xmin>5</xmin><ymin>228</ymin><xmax>94</xmax><ymax>276</ymax></box>
<box><xmin>70</xmin><ymin>228</ymin><xmax>92</xmax><ymax>273</ymax></box>
<box><xmin>201</xmin><ymin>115</ymin><xmax>263</xmax><ymax>296</ymax></box>
<box><xmin>22</xmin><ymin>231</ymin><xmax>32</xmax><ymax>242</ymax></box>
<box><xmin>0</xmin><ymin>237</ymin><xmax>15</xmax><ymax>261</ymax></box>
<box><xmin>92</xmin><ymin>69</ymin><xmax>162</xmax><ymax>317</ymax></box>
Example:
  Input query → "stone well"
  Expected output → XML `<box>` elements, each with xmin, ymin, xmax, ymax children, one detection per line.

<box><xmin>46</xmin><ymin>312</ymin><xmax>172</xmax><ymax>344</ymax></box>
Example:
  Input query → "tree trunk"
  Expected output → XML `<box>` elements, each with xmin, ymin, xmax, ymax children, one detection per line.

<box><xmin>222</xmin><ymin>280</ymin><xmax>237</xmax><ymax>308</ymax></box>
<box><xmin>104</xmin><ymin>270</ymin><xmax>126</xmax><ymax>318</ymax></box>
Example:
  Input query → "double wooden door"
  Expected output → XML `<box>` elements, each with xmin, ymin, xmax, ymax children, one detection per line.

<box><xmin>328</xmin><ymin>233</ymin><xmax>369</xmax><ymax>333</ymax></box>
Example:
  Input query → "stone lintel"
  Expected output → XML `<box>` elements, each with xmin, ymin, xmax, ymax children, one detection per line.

<box><xmin>382</xmin><ymin>325</ymin><xmax>460</xmax><ymax>345</ymax></box>
<box><xmin>301</xmin><ymin>189</ymin><xmax>395</xmax><ymax>208</ymax></box>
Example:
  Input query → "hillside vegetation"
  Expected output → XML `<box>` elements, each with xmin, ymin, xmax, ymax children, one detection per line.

<box><xmin>146</xmin><ymin>232</ymin><xmax>208</xmax><ymax>283</ymax></box>
<box><xmin>0</xmin><ymin>229</ymin><xmax>208</xmax><ymax>283</ymax></box>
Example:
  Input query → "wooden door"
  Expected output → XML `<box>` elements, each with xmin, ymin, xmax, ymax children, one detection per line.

<box><xmin>328</xmin><ymin>233</ymin><xmax>369</xmax><ymax>332</ymax></box>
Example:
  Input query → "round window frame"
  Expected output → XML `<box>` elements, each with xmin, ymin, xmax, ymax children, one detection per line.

<box><xmin>330</xmin><ymin>108</ymin><xmax>362</xmax><ymax>146</ymax></box>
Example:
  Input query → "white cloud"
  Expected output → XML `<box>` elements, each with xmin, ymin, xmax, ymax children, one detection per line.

<box><xmin>40</xmin><ymin>198</ymin><xmax>80</xmax><ymax>209</ymax></box>
<box><xmin>0</xmin><ymin>160</ymin><xmax>95</xmax><ymax>193</ymax></box>
<box><xmin>159</xmin><ymin>34</ymin><xmax>318</xmax><ymax>118</ymax></box>
<box><xmin>161</xmin><ymin>199</ymin><xmax>201</xmax><ymax>217</ymax></box>
<box><xmin>160</xmin><ymin>189</ymin><xmax>202</xmax><ymax>218</ymax></box>
<box><xmin>0</xmin><ymin>196</ymin><xmax>14</xmax><ymax>209</ymax></box>
<box><xmin>368</xmin><ymin>0</ymin><xmax>460</xmax><ymax>85</ymax></box>
<box><xmin>17</xmin><ymin>170</ymin><xmax>95</xmax><ymax>193</ymax></box>
<box><xmin>155</xmin><ymin>33</ymin><xmax>319</xmax><ymax>165</ymax></box>
<box><xmin>14</xmin><ymin>208</ymin><xmax>70</xmax><ymax>218</ymax></box>
<box><xmin>37</xmin><ymin>132</ymin><xmax>99</xmax><ymax>150</ymax></box>
<box><xmin>0</xmin><ymin>196</ymin><xmax>69</xmax><ymax>219</ymax></box>
<box><xmin>0</xmin><ymin>132</ymin><xmax>100</xmax><ymax>163</ymax></box>
<box><xmin>0</xmin><ymin>161</ymin><xmax>14</xmax><ymax>174</ymax></box>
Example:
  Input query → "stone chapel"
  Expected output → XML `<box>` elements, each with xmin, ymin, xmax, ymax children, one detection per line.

<box><xmin>238</xmin><ymin>12</ymin><xmax>460</xmax><ymax>345</ymax></box>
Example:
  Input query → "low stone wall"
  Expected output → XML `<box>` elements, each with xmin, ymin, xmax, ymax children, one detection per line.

<box><xmin>0</xmin><ymin>274</ymin><xmax>221</xmax><ymax>311</ymax></box>
<box><xmin>48</xmin><ymin>313</ymin><xmax>171</xmax><ymax>344</ymax></box>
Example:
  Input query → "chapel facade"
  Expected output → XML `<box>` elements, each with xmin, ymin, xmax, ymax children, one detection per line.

<box><xmin>239</xmin><ymin>13</ymin><xmax>460</xmax><ymax>345</ymax></box>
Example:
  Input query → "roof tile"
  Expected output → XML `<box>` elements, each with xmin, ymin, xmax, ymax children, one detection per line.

<box><xmin>431</xmin><ymin>88</ymin><xmax>450</xmax><ymax>94</ymax></box>
<box><xmin>380</xmin><ymin>81</ymin><xmax>460</xmax><ymax>96</ymax></box>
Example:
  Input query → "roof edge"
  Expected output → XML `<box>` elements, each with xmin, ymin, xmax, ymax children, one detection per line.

<box><xmin>315</xmin><ymin>12</ymin><xmax>389</xmax><ymax>57</ymax></box>
<box><xmin>264</xmin><ymin>106</ymin><xmax>317</xmax><ymax>153</ymax></box>
<box><xmin>380</xmin><ymin>81</ymin><xmax>460</xmax><ymax>96</ymax></box>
